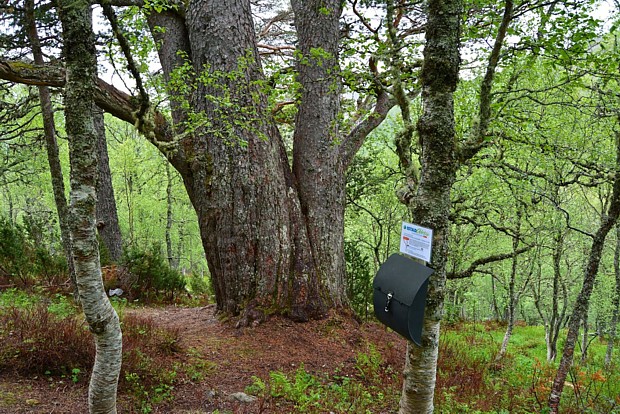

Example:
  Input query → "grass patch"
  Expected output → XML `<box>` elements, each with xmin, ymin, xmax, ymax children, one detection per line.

<box><xmin>436</xmin><ymin>322</ymin><xmax>620</xmax><ymax>413</ymax></box>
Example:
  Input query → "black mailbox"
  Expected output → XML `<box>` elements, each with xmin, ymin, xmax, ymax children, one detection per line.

<box><xmin>373</xmin><ymin>253</ymin><xmax>434</xmax><ymax>346</ymax></box>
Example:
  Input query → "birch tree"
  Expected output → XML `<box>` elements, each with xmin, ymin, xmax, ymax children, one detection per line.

<box><xmin>58</xmin><ymin>0</ymin><xmax>122</xmax><ymax>411</ymax></box>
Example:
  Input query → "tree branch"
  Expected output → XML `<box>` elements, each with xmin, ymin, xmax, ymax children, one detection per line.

<box><xmin>340</xmin><ymin>88</ymin><xmax>394</xmax><ymax>168</ymax></box>
<box><xmin>458</xmin><ymin>0</ymin><xmax>513</xmax><ymax>162</ymax></box>
<box><xmin>447</xmin><ymin>246</ymin><xmax>531</xmax><ymax>280</ymax></box>
<box><xmin>0</xmin><ymin>58</ymin><xmax>190</xmax><ymax>176</ymax></box>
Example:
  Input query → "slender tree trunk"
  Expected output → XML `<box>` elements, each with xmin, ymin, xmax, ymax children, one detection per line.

<box><xmin>24</xmin><ymin>0</ymin><xmax>77</xmax><ymax>294</ymax></box>
<box><xmin>580</xmin><ymin>314</ymin><xmax>589</xmax><ymax>363</ymax></box>
<box><xmin>165</xmin><ymin>162</ymin><xmax>175</xmax><ymax>268</ymax></box>
<box><xmin>605</xmin><ymin>224</ymin><xmax>620</xmax><ymax>367</ymax></box>
<box><xmin>93</xmin><ymin>107</ymin><xmax>123</xmax><ymax>263</ymax></box>
<box><xmin>548</xmin><ymin>230</ymin><xmax>564</xmax><ymax>361</ymax></box>
<box><xmin>58</xmin><ymin>0</ymin><xmax>122</xmax><ymax>412</ymax></box>
<box><xmin>398</xmin><ymin>0</ymin><xmax>461</xmax><ymax>412</ymax></box>
<box><xmin>548</xmin><ymin>130</ymin><xmax>620</xmax><ymax>413</ymax></box>
<box><xmin>491</xmin><ymin>274</ymin><xmax>501</xmax><ymax>321</ymax></box>
<box><xmin>496</xmin><ymin>211</ymin><xmax>521</xmax><ymax>360</ymax></box>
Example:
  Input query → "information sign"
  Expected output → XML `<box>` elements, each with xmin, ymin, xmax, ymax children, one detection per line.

<box><xmin>400</xmin><ymin>222</ymin><xmax>433</xmax><ymax>262</ymax></box>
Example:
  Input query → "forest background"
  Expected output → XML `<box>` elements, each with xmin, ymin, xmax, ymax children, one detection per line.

<box><xmin>2</xmin><ymin>0</ymin><xmax>620</xmax><ymax>412</ymax></box>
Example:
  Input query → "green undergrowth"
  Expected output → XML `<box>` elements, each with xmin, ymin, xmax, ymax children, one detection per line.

<box><xmin>436</xmin><ymin>322</ymin><xmax>620</xmax><ymax>413</ymax></box>
<box><xmin>0</xmin><ymin>289</ymin><xmax>217</xmax><ymax>413</ymax></box>
<box><xmin>244</xmin><ymin>344</ymin><xmax>400</xmax><ymax>413</ymax></box>
<box><xmin>243</xmin><ymin>322</ymin><xmax>620</xmax><ymax>414</ymax></box>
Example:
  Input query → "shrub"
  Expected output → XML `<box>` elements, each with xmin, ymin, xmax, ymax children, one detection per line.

<box><xmin>0</xmin><ymin>304</ymin><xmax>94</xmax><ymax>376</ymax></box>
<box><xmin>121</xmin><ymin>244</ymin><xmax>186</xmax><ymax>300</ymax></box>
<box><xmin>187</xmin><ymin>272</ymin><xmax>212</xmax><ymax>296</ymax></box>
<box><xmin>344</xmin><ymin>241</ymin><xmax>373</xmax><ymax>319</ymax></box>
<box><xmin>0</xmin><ymin>217</ymin><xmax>32</xmax><ymax>286</ymax></box>
<box><xmin>0</xmin><ymin>217</ymin><xmax>68</xmax><ymax>288</ymax></box>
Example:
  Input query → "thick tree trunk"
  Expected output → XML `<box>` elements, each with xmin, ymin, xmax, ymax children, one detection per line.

<box><xmin>58</xmin><ymin>1</ymin><xmax>122</xmax><ymax>412</ymax></box>
<box><xmin>93</xmin><ymin>106</ymin><xmax>123</xmax><ymax>263</ymax></box>
<box><xmin>182</xmin><ymin>0</ymin><xmax>326</xmax><ymax>321</ymax></box>
<box><xmin>291</xmin><ymin>0</ymin><xmax>348</xmax><ymax>306</ymax></box>
<box><xmin>548</xmin><ymin>131</ymin><xmax>620</xmax><ymax>413</ymax></box>
<box><xmin>2</xmin><ymin>0</ymin><xmax>392</xmax><ymax>322</ymax></box>
<box><xmin>24</xmin><ymin>0</ymin><xmax>77</xmax><ymax>294</ymax></box>
<box><xmin>398</xmin><ymin>0</ymin><xmax>461</xmax><ymax>412</ymax></box>
<box><xmin>605</xmin><ymin>224</ymin><xmax>620</xmax><ymax>367</ymax></box>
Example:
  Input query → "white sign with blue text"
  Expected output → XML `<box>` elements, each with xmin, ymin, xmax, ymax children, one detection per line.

<box><xmin>400</xmin><ymin>222</ymin><xmax>433</xmax><ymax>263</ymax></box>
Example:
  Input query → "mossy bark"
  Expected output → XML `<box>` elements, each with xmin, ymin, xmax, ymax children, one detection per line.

<box><xmin>58</xmin><ymin>0</ymin><xmax>122</xmax><ymax>412</ymax></box>
<box><xmin>398</xmin><ymin>0</ymin><xmax>461</xmax><ymax>412</ymax></box>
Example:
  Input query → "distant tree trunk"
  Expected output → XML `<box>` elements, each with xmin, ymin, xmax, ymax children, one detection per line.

<box><xmin>580</xmin><ymin>314</ymin><xmax>589</xmax><ymax>363</ymax></box>
<box><xmin>549</xmin><ymin>230</ymin><xmax>566</xmax><ymax>361</ymax></box>
<box><xmin>93</xmin><ymin>107</ymin><xmax>123</xmax><ymax>263</ymax></box>
<box><xmin>398</xmin><ymin>0</ymin><xmax>461</xmax><ymax>412</ymax></box>
<box><xmin>491</xmin><ymin>275</ymin><xmax>502</xmax><ymax>321</ymax></box>
<box><xmin>605</xmin><ymin>224</ymin><xmax>620</xmax><ymax>367</ymax></box>
<box><xmin>496</xmin><ymin>209</ymin><xmax>522</xmax><ymax>360</ymax></box>
<box><xmin>165</xmin><ymin>162</ymin><xmax>175</xmax><ymax>268</ymax></box>
<box><xmin>58</xmin><ymin>0</ymin><xmax>122</xmax><ymax>411</ymax></box>
<box><xmin>24</xmin><ymin>0</ymin><xmax>77</xmax><ymax>294</ymax></box>
<box><xmin>533</xmin><ymin>228</ymin><xmax>568</xmax><ymax>362</ymax></box>
<box><xmin>548</xmin><ymin>129</ymin><xmax>620</xmax><ymax>413</ymax></box>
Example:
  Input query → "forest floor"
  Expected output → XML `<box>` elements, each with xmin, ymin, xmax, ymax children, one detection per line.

<box><xmin>0</xmin><ymin>304</ymin><xmax>407</xmax><ymax>413</ymax></box>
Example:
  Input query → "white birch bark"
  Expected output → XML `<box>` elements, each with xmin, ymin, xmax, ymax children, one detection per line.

<box><xmin>58</xmin><ymin>0</ymin><xmax>123</xmax><ymax>412</ymax></box>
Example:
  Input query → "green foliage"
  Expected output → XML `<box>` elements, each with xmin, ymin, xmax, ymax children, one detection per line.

<box><xmin>0</xmin><ymin>216</ymin><xmax>32</xmax><ymax>283</ymax></box>
<box><xmin>0</xmin><ymin>288</ymin><xmax>39</xmax><ymax>308</ymax></box>
<box><xmin>187</xmin><ymin>273</ymin><xmax>211</xmax><ymax>296</ymax></box>
<box><xmin>0</xmin><ymin>217</ymin><xmax>67</xmax><ymax>287</ymax></box>
<box><xmin>46</xmin><ymin>293</ymin><xmax>78</xmax><ymax>318</ymax></box>
<box><xmin>435</xmin><ymin>323</ymin><xmax>620</xmax><ymax>413</ymax></box>
<box><xmin>344</xmin><ymin>241</ymin><xmax>372</xmax><ymax>318</ymax></box>
<box><xmin>354</xmin><ymin>343</ymin><xmax>383</xmax><ymax>382</ymax></box>
<box><xmin>122</xmin><ymin>244</ymin><xmax>186</xmax><ymax>300</ymax></box>
<box><xmin>245</xmin><ymin>352</ymin><xmax>399</xmax><ymax>414</ymax></box>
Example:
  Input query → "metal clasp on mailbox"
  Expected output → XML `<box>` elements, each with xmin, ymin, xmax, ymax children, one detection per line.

<box><xmin>385</xmin><ymin>292</ymin><xmax>393</xmax><ymax>312</ymax></box>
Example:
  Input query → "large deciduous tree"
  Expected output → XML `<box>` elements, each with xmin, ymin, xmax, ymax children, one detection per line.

<box><xmin>0</xmin><ymin>0</ymin><xmax>391</xmax><ymax>321</ymax></box>
<box><xmin>116</xmin><ymin>0</ymin><xmax>390</xmax><ymax>321</ymax></box>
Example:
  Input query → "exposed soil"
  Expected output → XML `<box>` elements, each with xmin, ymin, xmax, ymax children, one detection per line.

<box><xmin>0</xmin><ymin>305</ymin><xmax>407</xmax><ymax>413</ymax></box>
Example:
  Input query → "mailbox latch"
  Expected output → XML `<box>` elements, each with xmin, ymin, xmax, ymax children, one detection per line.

<box><xmin>384</xmin><ymin>292</ymin><xmax>393</xmax><ymax>312</ymax></box>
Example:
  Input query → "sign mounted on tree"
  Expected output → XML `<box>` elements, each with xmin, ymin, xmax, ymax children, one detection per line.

<box><xmin>373</xmin><ymin>253</ymin><xmax>434</xmax><ymax>346</ymax></box>
<box><xmin>400</xmin><ymin>222</ymin><xmax>433</xmax><ymax>263</ymax></box>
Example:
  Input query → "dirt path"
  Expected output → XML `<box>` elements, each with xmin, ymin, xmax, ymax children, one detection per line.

<box><xmin>0</xmin><ymin>305</ymin><xmax>406</xmax><ymax>413</ymax></box>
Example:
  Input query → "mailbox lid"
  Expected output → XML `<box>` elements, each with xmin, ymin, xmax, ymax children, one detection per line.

<box><xmin>373</xmin><ymin>253</ymin><xmax>434</xmax><ymax>306</ymax></box>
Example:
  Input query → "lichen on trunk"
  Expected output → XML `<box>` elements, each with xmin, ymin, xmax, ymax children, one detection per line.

<box><xmin>58</xmin><ymin>0</ymin><xmax>122</xmax><ymax>411</ymax></box>
<box><xmin>397</xmin><ymin>0</ymin><xmax>461</xmax><ymax>412</ymax></box>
